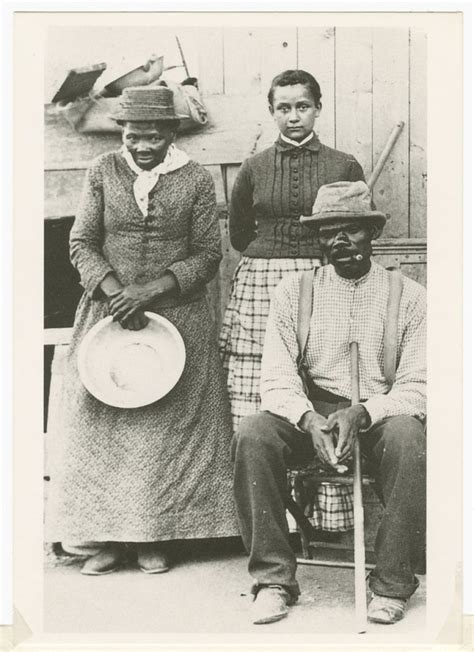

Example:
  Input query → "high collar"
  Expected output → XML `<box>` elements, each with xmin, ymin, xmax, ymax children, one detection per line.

<box><xmin>275</xmin><ymin>131</ymin><xmax>321</xmax><ymax>153</ymax></box>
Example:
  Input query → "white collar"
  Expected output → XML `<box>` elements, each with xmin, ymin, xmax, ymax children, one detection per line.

<box><xmin>280</xmin><ymin>131</ymin><xmax>315</xmax><ymax>148</ymax></box>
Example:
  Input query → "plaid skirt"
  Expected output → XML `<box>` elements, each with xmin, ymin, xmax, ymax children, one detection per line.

<box><xmin>219</xmin><ymin>257</ymin><xmax>354</xmax><ymax>532</ymax></box>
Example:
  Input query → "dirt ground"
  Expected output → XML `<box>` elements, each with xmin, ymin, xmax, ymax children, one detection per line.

<box><xmin>44</xmin><ymin>537</ymin><xmax>426</xmax><ymax>642</ymax></box>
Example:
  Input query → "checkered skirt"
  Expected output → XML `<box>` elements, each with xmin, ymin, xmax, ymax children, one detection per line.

<box><xmin>219</xmin><ymin>257</ymin><xmax>354</xmax><ymax>531</ymax></box>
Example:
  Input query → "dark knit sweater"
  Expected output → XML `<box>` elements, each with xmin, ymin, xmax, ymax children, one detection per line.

<box><xmin>229</xmin><ymin>134</ymin><xmax>365</xmax><ymax>258</ymax></box>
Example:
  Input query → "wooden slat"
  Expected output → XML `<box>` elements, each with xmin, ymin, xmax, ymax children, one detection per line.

<box><xmin>44</xmin><ymin>328</ymin><xmax>74</xmax><ymax>346</ymax></box>
<box><xmin>204</xmin><ymin>164</ymin><xmax>226</xmax><ymax>206</ymax></box>
<box><xmin>197</xmin><ymin>28</ymin><xmax>224</xmax><ymax>95</ymax></box>
<box><xmin>222</xmin><ymin>163</ymin><xmax>242</xmax><ymax>203</ymax></box>
<box><xmin>259</xmin><ymin>27</ymin><xmax>298</xmax><ymax>97</ymax></box>
<box><xmin>223</xmin><ymin>28</ymin><xmax>263</xmax><ymax>95</ymax></box>
<box><xmin>297</xmin><ymin>26</ymin><xmax>336</xmax><ymax>148</ymax></box>
<box><xmin>408</xmin><ymin>29</ymin><xmax>427</xmax><ymax>238</ymax></box>
<box><xmin>335</xmin><ymin>27</ymin><xmax>373</xmax><ymax>177</ymax></box>
<box><xmin>45</xmin><ymin>169</ymin><xmax>85</xmax><ymax>219</ymax></box>
<box><xmin>372</xmin><ymin>28</ymin><xmax>410</xmax><ymax>238</ymax></box>
<box><xmin>218</xmin><ymin>213</ymin><xmax>241</xmax><ymax>321</ymax></box>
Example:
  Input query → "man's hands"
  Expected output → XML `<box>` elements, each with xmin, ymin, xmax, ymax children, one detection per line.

<box><xmin>322</xmin><ymin>404</ymin><xmax>370</xmax><ymax>460</ymax></box>
<box><xmin>299</xmin><ymin>404</ymin><xmax>371</xmax><ymax>472</ymax></box>
<box><xmin>299</xmin><ymin>411</ymin><xmax>348</xmax><ymax>473</ymax></box>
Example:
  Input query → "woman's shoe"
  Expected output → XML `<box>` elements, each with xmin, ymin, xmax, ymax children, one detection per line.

<box><xmin>136</xmin><ymin>542</ymin><xmax>171</xmax><ymax>574</ymax></box>
<box><xmin>80</xmin><ymin>544</ymin><xmax>124</xmax><ymax>575</ymax></box>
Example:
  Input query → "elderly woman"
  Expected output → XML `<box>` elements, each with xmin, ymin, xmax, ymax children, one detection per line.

<box><xmin>220</xmin><ymin>70</ymin><xmax>367</xmax><ymax>533</ymax></box>
<box><xmin>46</xmin><ymin>86</ymin><xmax>237</xmax><ymax>575</ymax></box>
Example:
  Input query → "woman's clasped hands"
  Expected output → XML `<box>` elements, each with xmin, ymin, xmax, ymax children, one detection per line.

<box><xmin>108</xmin><ymin>283</ymin><xmax>155</xmax><ymax>331</ymax></box>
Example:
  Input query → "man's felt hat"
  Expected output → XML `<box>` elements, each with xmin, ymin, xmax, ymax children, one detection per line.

<box><xmin>113</xmin><ymin>86</ymin><xmax>186</xmax><ymax>123</ymax></box>
<box><xmin>300</xmin><ymin>181</ymin><xmax>387</xmax><ymax>228</ymax></box>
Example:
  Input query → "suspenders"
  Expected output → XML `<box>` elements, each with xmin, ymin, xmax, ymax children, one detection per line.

<box><xmin>297</xmin><ymin>266</ymin><xmax>403</xmax><ymax>391</ymax></box>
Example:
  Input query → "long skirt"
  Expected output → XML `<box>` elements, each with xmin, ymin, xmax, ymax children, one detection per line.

<box><xmin>219</xmin><ymin>257</ymin><xmax>354</xmax><ymax>532</ymax></box>
<box><xmin>45</xmin><ymin>293</ymin><xmax>239</xmax><ymax>543</ymax></box>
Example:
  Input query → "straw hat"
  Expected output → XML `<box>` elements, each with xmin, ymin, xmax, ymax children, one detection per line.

<box><xmin>78</xmin><ymin>312</ymin><xmax>186</xmax><ymax>408</ymax></box>
<box><xmin>113</xmin><ymin>86</ymin><xmax>186</xmax><ymax>123</ymax></box>
<box><xmin>300</xmin><ymin>181</ymin><xmax>387</xmax><ymax>227</ymax></box>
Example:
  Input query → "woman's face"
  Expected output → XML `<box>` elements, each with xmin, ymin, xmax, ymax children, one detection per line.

<box><xmin>122</xmin><ymin>121</ymin><xmax>176</xmax><ymax>170</ymax></box>
<box><xmin>269</xmin><ymin>83</ymin><xmax>321</xmax><ymax>141</ymax></box>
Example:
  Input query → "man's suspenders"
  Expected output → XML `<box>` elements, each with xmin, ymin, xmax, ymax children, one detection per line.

<box><xmin>297</xmin><ymin>266</ymin><xmax>403</xmax><ymax>391</ymax></box>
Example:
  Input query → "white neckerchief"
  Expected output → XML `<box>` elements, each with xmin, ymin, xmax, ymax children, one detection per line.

<box><xmin>280</xmin><ymin>131</ymin><xmax>315</xmax><ymax>148</ymax></box>
<box><xmin>121</xmin><ymin>143</ymin><xmax>190</xmax><ymax>217</ymax></box>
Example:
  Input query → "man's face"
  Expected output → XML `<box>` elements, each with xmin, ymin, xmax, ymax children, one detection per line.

<box><xmin>122</xmin><ymin>121</ymin><xmax>175</xmax><ymax>170</ymax></box>
<box><xmin>317</xmin><ymin>219</ymin><xmax>376</xmax><ymax>277</ymax></box>
<box><xmin>269</xmin><ymin>83</ymin><xmax>321</xmax><ymax>142</ymax></box>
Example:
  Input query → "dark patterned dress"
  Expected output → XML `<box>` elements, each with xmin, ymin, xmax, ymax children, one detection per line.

<box><xmin>45</xmin><ymin>151</ymin><xmax>238</xmax><ymax>543</ymax></box>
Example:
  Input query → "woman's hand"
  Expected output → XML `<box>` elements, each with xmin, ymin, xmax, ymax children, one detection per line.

<box><xmin>108</xmin><ymin>283</ymin><xmax>156</xmax><ymax>322</ymax></box>
<box><xmin>118</xmin><ymin>310</ymin><xmax>150</xmax><ymax>331</ymax></box>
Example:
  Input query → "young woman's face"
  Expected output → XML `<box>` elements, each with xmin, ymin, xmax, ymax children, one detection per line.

<box><xmin>122</xmin><ymin>121</ymin><xmax>175</xmax><ymax>170</ymax></box>
<box><xmin>269</xmin><ymin>83</ymin><xmax>321</xmax><ymax>141</ymax></box>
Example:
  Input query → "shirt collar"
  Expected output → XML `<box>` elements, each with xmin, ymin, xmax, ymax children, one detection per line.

<box><xmin>329</xmin><ymin>260</ymin><xmax>375</xmax><ymax>287</ymax></box>
<box><xmin>275</xmin><ymin>131</ymin><xmax>321</xmax><ymax>153</ymax></box>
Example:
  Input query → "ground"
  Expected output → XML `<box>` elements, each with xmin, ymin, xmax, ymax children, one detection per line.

<box><xmin>44</xmin><ymin>537</ymin><xmax>426</xmax><ymax>640</ymax></box>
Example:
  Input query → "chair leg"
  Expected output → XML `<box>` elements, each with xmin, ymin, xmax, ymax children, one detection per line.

<box><xmin>292</xmin><ymin>475</ymin><xmax>313</xmax><ymax>559</ymax></box>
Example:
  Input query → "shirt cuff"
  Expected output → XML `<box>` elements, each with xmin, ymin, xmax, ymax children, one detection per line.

<box><xmin>260</xmin><ymin>395</ymin><xmax>314</xmax><ymax>429</ymax></box>
<box><xmin>166</xmin><ymin>260</ymin><xmax>194</xmax><ymax>296</ymax></box>
<box><xmin>362</xmin><ymin>396</ymin><xmax>387</xmax><ymax>428</ymax></box>
<box><xmin>83</xmin><ymin>264</ymin><xmax>115</xmax><ymax>299</ymax></box>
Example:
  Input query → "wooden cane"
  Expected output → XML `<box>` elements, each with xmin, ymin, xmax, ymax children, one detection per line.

<box><xmin>367</xmin><ymin>121</ymin><xmax>405</xmax><ymax>191</ymax></box>
<box><xmin>350</xmin><ymin>341</ymin><xmax>367</xmax><ymax>633</ymax></box>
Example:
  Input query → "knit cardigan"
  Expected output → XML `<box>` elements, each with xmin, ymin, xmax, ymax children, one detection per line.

<box><xmin>229</xmin><ymin>135</ymin><xmax>365</xmax><ymax>258</ymax></box>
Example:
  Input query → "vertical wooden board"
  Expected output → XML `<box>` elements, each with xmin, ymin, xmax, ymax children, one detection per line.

<box><xmin>408</xmin><ymin>30</ymin><xmax>427</xmax><ymax>238</ymax></box>
<box><xmin>223</xmin><ymin>28</ymin><xmax>263</xmax><ymax>95</ymax></box>
<box><xmin>219</xmin><ymin>214</ymin><xmax>241</xmax><ymax>321</ymax></box>
<box><xmin>372</xmin><ymin>28</ymin><xmax>410</xmax><ymax>238</ymax></box>
<box><xmin>259</xmin><ymin>28</ymin><xmax>298</xmax><ymax>97</ymax></box>
<box><xmin>297</xmin><ymin>27</ymin><xmax>336</xmax><ymax>147</ymax></box>
<box><xmin>335</xmin><ymin>28</ymin><xmax>373</xmax><ymax>177</ymax></box>
<box><xmin>197</xmin><ymin>28</ymin><xmax>224</xmax><ymax>95</ymax></box>
<box><xmin>223</xmin><ymin>163</ymin><xmax>243</xmax><ymax>200</ymax></box>
<box><xmin>204</xmin><ymin>165</ymin><xmax>226</xmax><ymax>206</ymax></box>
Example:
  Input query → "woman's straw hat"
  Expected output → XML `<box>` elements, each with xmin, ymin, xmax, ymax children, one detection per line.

<box><xmin>113</xmin><ymin>86</ymin><xmax>186</xmax><ymax>123</ymax></box>
<box><xmin>300</xmin><ymin>181</ymin><xmax>387</xmax><ymax>227</ymax></box>
<box><xmin>78</xmin><ymin>312</ymin><xmax>186</xmax><ymax>408</ymax></box>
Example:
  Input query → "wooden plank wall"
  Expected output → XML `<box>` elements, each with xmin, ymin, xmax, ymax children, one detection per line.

<box><xmin>195</xmin><ymin>26</ymin><xmax>426</xmax><ymax>239</ymax></box>
<box><xmin>44</xmin><ymin>26</ymin><xmax>427</xmax><ymax>328</ymax></box>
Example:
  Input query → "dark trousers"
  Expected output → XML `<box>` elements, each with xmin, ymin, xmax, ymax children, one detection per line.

<box><xmin>231</xmin><ymin>409</ymin><xmax>426</xmax><ymax>600</ymax></box>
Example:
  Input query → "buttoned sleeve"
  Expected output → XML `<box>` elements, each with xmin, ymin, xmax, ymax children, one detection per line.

<box><xmin>229</xmin><ymin>158</ymin><xmax>258</xmax><ymax>252</ymax></box>
<box><xmin>260</xmin><ymin>275</ymin><xmax>314</xmax><ymax>426</ymax></box>
<box><xmin>364</xmin><ymin>284</ymin><xmax>427</xmax><ymax>426</ymax></box>
<box><xmin>69</xmin><ymin>157</ymin><xmax>115</xmax><ymax>299</ymax></box>
<box><xmin>166</xmin><ymin>167</ymin><xmax>222</xmax><ymax>296</ymax></box>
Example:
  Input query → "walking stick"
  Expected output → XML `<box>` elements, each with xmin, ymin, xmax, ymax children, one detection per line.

<box><xmin>350</xmin><ymin>341</ymin><xmax>367</xmax><ymax>633</ymax></box>
<box><xmin>367</xmin><ymin>121</ymin><xmax>405</xmax><ymax>191</ymax></box>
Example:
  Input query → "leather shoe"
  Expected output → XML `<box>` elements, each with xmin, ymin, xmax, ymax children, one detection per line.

<box><xmin>367</xmin><ymin>593</ymin><xmax>408</xmax><ymax>624</ymax></box>
<box><xmin>252</xmin><ymin>585</ymin><xmax>294</xmax><ymax>625</ymax></box>
<box><xmin>136</xmin><ymin>542</ymin><xmax>170</xmax><ymax>574</ymax></box>
<box><xmin>80</xmin><ymin>544</ymin><xmax>124</xmax><ymax>575</ymax></box>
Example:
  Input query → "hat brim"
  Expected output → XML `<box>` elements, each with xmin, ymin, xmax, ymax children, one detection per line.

<box><xmin>112</xmin><ymin>110</ymin><xmax>187</xmax><ymax>123</ymax></box>
<box><xmin>300</xmin><ymin>210</ymin><xmax>387</xmax><ymax>227</ymax></box>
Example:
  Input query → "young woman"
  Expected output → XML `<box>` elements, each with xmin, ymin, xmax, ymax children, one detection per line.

<box><xmin>220</xmin><ymin>70</ymin><xmax>366</xmax><ymax>532</ymax></box>
<box><xmin>46</xmin><ymin>86</ymin><xmax>237</xmax><ymax>575</ymax></box>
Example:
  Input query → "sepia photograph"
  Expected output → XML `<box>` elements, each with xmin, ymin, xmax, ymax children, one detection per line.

<box><xmin>8</xmin><ymin>8</ymin><xmax>466</xmax><ymax>650</ymax></box>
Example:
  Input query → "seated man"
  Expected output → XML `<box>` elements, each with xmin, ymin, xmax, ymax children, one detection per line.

<box><xmin>232</xmin><ymin>181</ymin><xmax>426</xmax><ymax>626</ymax></box>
